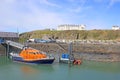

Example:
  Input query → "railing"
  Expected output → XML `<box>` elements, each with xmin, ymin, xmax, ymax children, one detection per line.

<box><xmin>5</xmin><ymin>40</ymin><xmax>24</xmax><ymax>49</ymax></box>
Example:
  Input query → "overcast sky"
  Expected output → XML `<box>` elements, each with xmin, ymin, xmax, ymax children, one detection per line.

<box><xmin>0</xmin><ymin>0</ymin><xmax>120</xmax><ymax>33</ymax></box>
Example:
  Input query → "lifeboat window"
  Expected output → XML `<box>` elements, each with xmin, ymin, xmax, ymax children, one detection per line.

<box><xmin>29</xmin><ymin>52</ymin><xmax>36</xmax><ymax>54</ymax></box>
<box><xmin>33</xmin><ymin>52</ymin><xmax>35</xmax><ymax>54</ymax></box>
<box><xmin>29</xmin><ymin>52</ymin><xmax>32</xmax><ymax>54</ymax></box>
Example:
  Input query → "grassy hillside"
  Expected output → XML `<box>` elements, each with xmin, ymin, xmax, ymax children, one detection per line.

<box><xmin>19</xmin><ymin>30</ymin><xmax>120</xmax><ymax>42</ymax></box>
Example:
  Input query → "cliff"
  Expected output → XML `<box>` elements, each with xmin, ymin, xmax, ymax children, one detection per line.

<box><xmin>19</xmin><ymin>30</ymin><xmax>120</xmax><ymax>42</ymax></box>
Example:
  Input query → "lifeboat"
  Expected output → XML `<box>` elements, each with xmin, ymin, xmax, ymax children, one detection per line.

<box><xmin>10</xmin><ymin>47</ymin><xmax>55</xmax><ymax>64</ymax></box>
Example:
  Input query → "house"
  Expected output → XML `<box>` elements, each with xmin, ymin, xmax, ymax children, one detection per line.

<box><xmin>57</xmin><ymin>24</ymin><xmax>86</xmax><ymax>31</ymax></box>
<box><xmin>112</xmin><ymin>26</ymin><xmax>120</xmax><ymax>30</ymax></box>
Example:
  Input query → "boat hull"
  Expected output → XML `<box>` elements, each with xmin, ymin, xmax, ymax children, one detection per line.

<box><xmin>59</xmin><ymin>58</ymin><xmax>74</xmax><ymax>64</ymax></box>
<box><xmin>59</xmin><ymin>59</ymin><xmax>69</xmax><ymax>64</ymax></box>
<box><xmin>12</xmin><ymin>56</ymin><xmax>55</xmax><ymax>64</ymax></box>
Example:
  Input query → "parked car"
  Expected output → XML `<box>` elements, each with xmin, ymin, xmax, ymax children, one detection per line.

<box><xmin>34</xmin><ymin>39</ymin><xmax>48</xmax><ymax>43</ymax></box>
<box><xmin>27</xmin><ymin>38</ymin><xmax>56</xmax><ymax>43</ymax></box>
<box><xmin>47</xmin><ymin>40</ymin><xmax>56</xmax><ymax>43</ymax></box>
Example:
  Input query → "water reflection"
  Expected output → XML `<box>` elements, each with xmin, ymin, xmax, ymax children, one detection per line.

<box><xmin>8</xmin><ymin>61</ymin><xmax>55</xmax><ymax>80</ymax></box>
<box><xmin>13</xmin><ymin>62</ymin><xmax>55</xmax><ymax>76</ymax></box>
<box><xmin>20</xmin><ymin>65</ymin><xmax>39</xmax><ymax>75</ymax></box>
<box><xmin>0</xmin><ymin>56</ymin><xmax>11</xmax><ymax>66</ymax></box>
<box><xmin>0</xmin><ymin>56</ymin><xmax>120</xmax><ymax>80</ymax></box>
<box><xmin>73</xmin><ymin>60</ymin><xmax>120</xmax><ymax>73</ymax></box>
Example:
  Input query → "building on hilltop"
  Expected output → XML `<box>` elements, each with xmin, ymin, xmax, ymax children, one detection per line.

<box><xmin>57</xmin><ymin>24</ymin><xmax>86</xmax><ymax>31</ymax></box>
<box><xmin>112</xmin><ymin>26</ymin><xmax>120</xmax><ymax>30</ymax></box>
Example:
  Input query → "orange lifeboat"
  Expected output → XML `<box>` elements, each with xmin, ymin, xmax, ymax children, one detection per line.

<box><xmin>19</xmin><ymin>48</ymin><xmax>47</xmax><ymax>60</ymax></box>
<box><xmin>10</xmin><ymin>47</ymin><xmax>55</xmax><ymax>64</ymax></box>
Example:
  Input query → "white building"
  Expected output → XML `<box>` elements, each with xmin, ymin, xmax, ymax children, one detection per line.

<box><xmin>112</xmin><ymin>26</ymin><xmax>120</xmax><ymax>30</ymax></box>
<box><xmin>57</xmin><ymin>24</ymin><xmax>86</xmax><ymax>31</ymax></box>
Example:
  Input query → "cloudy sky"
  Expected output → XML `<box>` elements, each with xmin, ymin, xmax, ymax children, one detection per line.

<box><xmin>0</xmin><ymin>0</ymin><xmax>120</xmax><ymax>33</ymax></box>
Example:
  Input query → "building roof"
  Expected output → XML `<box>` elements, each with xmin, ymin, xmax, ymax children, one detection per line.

<box><xmin>0</xmin><ymin>32</ymin><xmax>19</xmax><ymax>38</ymax></box>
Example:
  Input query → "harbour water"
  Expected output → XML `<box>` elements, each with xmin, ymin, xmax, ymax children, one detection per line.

<box><xmin>0</xmin><ymin>56</ymin><xmax>120</xmax><ymax>80</ymax></box>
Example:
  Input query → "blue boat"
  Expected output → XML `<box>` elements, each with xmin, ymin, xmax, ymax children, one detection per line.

<box><xmin>59</xmin><ymin>53</ymin><xmax>82</xmax><ymax>65</ymax></box>
<box><xmin>59</xmin><ymin>53</ymin><xmax>74</xmax><ymax>64</ymax></box>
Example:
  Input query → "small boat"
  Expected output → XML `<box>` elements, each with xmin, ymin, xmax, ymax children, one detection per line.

<box><xmin>59</xmin><ymin>53</ymin><xmax>82</xmax><ymax>65</ymax></box>
<box><xmin>59</xmin><ymin>53</ymin><xmax>74</xmax><ymax>64</ymax></box>
<box><xmin>10</xmin><ymin>47</ymin><xmax>55</xmax><ymax>64</ymax></box>
<box><xmin>59</xmin><ymin>43</ymin><xmax>82</xmax><ymax>65</ymax></box>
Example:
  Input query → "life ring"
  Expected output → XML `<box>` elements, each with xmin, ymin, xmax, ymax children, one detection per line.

<box><xmin>73</xmin><ymin>59</ymin><xmax>82</xmax><ymax>65</ymax></box>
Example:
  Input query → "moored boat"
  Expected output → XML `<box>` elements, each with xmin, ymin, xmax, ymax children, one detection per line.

<box><xmin>10</xmin><ymin>47</ymin><xmax>55</xmax><ymax>64</ymax></box>
<box><xmin>59</xmin><ymin>53</ymin><xmax>74</xmax><ymax>64</ymax></box>
<box><xmin>59</xmin><ymin>53</ymin><xmax>82</xmax><ymax>65</ymax></box>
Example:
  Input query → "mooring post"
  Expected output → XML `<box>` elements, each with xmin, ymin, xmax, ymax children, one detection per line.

<box><xmin>6</xmin><ymin>43</ymin><xmax>10</xmax><ymax>58</ymax></box>
<box><xmin>68</xmin><ymin>42</ymin><xmax>73</xmax><ymax>64</ymax></box>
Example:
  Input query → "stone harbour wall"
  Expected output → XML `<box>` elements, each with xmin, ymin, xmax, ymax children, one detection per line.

<box><xmin>28</xmin><ymin>43</ymin><xmax>120</xmax><ymax>62</ymax></box>
<box><xmin>0</xmin><ymin>42</ymin><xmax>120</xmax><ymax>62</ymax></box>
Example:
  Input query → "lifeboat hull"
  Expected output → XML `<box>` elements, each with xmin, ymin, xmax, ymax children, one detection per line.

<box><xmin>11</xmin><ymin>56</ymin><xmax>55</xmax><ymax>64</ymax></box>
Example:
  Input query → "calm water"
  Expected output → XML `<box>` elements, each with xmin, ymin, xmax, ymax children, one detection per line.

<box><xmin>0</xmin><ymin>56</ymin><xmax>120</xmax><ymax>80</ymax></box>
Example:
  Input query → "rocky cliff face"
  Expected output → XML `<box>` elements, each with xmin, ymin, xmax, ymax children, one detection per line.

<box><xmin>19</xmin><ymin>30</ymin><xmax>120</xmax><ymax>42</ymax></box>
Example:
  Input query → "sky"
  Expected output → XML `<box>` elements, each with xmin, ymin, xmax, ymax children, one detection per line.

<box><xmin>0</xmin><ymin>0</ymin><xmax>120</xmax><ymax>33</ymax></box>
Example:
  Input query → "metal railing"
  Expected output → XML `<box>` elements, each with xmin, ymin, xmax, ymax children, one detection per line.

<box><xmin>5</xmin><ymin>40</ymin><xmax>24</xmax><ymax>49</ymax></box>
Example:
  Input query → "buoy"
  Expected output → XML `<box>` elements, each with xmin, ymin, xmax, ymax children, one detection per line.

<box><xmin>73</xmin><ymin>59</ymin><xmax>82</xmax><ymax>65</ymax></box>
